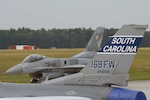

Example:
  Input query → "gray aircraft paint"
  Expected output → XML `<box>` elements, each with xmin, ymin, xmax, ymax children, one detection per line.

<box><xmin>0</xmin><ymin>25</ymin><xmax>148</xmax><ymax>100</ymax></box>
<box><xmin>5</xmin><ymin>27</ymin><xmax>104</xmax><ymax>82</ymax></box>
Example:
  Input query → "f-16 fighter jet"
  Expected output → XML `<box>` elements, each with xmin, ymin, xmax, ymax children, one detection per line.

<box><xmin>0</xmin><ymin>24</ymin><xmax>148</xmax><ymax>100</ymax></box>
<box><xmin>5</xmin><ymin>27</ymin><xmax>104</xmax><ymax>83</ymax></box>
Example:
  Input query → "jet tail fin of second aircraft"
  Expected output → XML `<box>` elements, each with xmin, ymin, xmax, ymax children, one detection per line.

<box><xmin>72</xmin><ymin>27</ymin><xmax>104</xmax><ymax>58</ymax></box>
<box><xmin>85</xmin><ymin>27</ymin><xmax>104</xmax><ymax>52</ymax></box>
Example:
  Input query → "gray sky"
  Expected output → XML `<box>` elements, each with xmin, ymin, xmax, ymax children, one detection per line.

<box><xmin>0</xmin><ymin>0</ymin><xmax>150</xmax><ymax>30</ymax></box>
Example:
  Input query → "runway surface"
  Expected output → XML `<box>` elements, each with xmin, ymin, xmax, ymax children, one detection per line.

<box><xmin>123</xmin><ymin>80</ymin><xmax>150</xmax><ymax>99</ymax></box>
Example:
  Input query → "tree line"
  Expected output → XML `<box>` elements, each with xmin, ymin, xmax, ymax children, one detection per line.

<box><xmin>0</xmin><ymin>27</ymin><xmax>149</xmax><ymax>49</ymax></box>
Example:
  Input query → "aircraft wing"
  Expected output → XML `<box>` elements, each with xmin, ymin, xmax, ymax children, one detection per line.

<box><xmin>31</xmin><ymin>64</ymin><xmax>85</xmax><ymax>71</ymax></box>
<box><xmin>63</xmin><ymin>64</ymin><xmax>85</xmax><ymax>68</ymax></box>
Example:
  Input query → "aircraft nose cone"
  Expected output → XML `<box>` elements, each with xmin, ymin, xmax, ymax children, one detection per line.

<box><xmin>5</xmin><ymin>64</ymin><xmax>23</xmax><ymax>74</ymax></box>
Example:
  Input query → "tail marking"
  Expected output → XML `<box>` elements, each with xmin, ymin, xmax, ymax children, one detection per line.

<box><xmin>99</xmin><ymin>35</ymin><xmax>143</xmax><ymax>53</ymax></box>
<box><xmin>92</xmin><ymin>60</ymin><xmax>115</xmax><ymax>69</ymax></box>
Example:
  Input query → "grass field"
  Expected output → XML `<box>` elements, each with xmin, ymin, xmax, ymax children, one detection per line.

<box><xmin>0</xmin><ymin>48</ymin><xmax>150</xmax><ymax>83</ymax></box>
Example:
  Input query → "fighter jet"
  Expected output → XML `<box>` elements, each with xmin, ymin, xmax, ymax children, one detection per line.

<box><xmin>0</xmin><ymin>24</ymin><xmax>148</xmax><ymax>100</ymax></box>
<box><xmin>5</xmin><ymin>27</ymin><xmax>104</xmax><ymax>83</ymax></box>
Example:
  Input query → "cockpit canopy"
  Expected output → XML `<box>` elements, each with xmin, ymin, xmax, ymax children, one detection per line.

<box><xmin>22</xmin><ymin>54</ymin><xmax>46</xmax><ymax>63</ymax></box>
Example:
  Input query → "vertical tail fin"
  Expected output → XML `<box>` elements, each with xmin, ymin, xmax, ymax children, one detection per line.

<box><xmin>72</xmin><ymin>27</ymin><xmax>104</xmax><ymax>58</ymax></box>
<box><xmin>43</xmin><ymin>25</ymin><xmax>148</xmax><ymax>86</ymax></box>
<box><xmin>81</xmin><ymin>25</ymin><xmax>148</xmax><ymax>74</ymax></box>
<box><xmin>80</xmin><ymin>25</ymin><xmax>148</xmax><ymax>86</ymax></box>
<box><xmin>85</xmin><ymin>27</ymin><xmax>104</xmax><ymax>52</ymax></box>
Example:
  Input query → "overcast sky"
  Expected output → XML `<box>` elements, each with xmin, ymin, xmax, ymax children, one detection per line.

<box><xmin>0</xmin><ymin>0</ymin><xmax>150</xmax><ymax>30</ymax></box>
